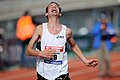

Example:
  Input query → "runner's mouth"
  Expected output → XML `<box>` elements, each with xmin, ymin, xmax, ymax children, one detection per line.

<box><xmin>52</xmin><ymin>10</ymin><xmax>57</xmax><ymax>12</ymax></box>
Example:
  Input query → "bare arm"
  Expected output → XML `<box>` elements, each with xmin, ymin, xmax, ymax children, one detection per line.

<box><xmin>26</xmin><ymin>25</ymin><xmax>42</xmax><ymax>56</ymax></box>
<box><xmin>26</xmin><ymin>25</ymin><xmax>54</xmax><ymax>58</ymax></box>
<box><xmin>67</xmin><ymin>28</ymin><xmax>97</xmax><ymax>67</ymax></box>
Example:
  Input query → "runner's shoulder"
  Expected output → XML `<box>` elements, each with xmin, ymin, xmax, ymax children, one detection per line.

<box><xmin>36</xmin><ymin>24</ymin><xmax>42</xmax><ymax>30</ymax></box>
<box><xmin>66</xmin><ymin>27</ymin><xmax>72</xmax><ymax>35</ymax></box>
<box><xmin>35</xmin><ymin>24</ymin><xmax>43</xmax><ymax>36</ymax></box>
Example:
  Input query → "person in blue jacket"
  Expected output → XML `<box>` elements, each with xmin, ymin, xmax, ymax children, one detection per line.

<box><xmin>91</xmin><ymin>13</ymin><xmax>117</xmax><ymax>77</ymax></box>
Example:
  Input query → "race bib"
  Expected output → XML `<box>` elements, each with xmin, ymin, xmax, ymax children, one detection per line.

<box><xmin>44</xmin><ymin>46</ymin><xmax>64</xmax><ymax>65</ymax></box>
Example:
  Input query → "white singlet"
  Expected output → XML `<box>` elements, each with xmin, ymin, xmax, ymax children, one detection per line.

<box><xmin>36</xmin><ymin>23</ymin><xmax>68</xmax><ymax>80</ymax></box>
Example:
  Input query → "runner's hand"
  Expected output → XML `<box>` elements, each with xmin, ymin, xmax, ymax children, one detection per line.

<box><xmin>38</xmin><ymin>49</ymin><xmax>55</xmax><ymax>59</ymax></box>
<box><xmin>85</xmin><ymin>59</ymin><xmax>98</xmax><ymax>67</ymax></box>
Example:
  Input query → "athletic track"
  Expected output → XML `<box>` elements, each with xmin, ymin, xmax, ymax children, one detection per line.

<box><xmin>0</xmin><ymin>52</ymin><xmax>120</xmax><ymax>80</ymax></box>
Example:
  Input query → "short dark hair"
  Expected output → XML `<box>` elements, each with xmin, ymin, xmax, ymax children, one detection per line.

<box><xmin>100</xmin><ymin>13</ymin><xmax>106</xmax><ymax>19</ymax></box>
<box><xmin>45</xmin><ymin>2</ymin><xmax>61</xmax><ymax>13</ymax></box>
<box><xmin>23</xmin><ymin>10</ymin><xmax>30</xmax><ymax>16</ymax></box>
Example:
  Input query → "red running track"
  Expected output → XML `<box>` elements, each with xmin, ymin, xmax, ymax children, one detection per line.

<box><xmin>0</xmin><ymin>52</ymin><xmax>120</xmax><ymax>80</ymax></box>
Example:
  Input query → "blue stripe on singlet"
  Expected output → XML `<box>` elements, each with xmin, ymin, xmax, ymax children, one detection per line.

<box><xmin>44</xmin><ymin>59</ymin><xmax>62</xmax><ymax>65</ymax></box>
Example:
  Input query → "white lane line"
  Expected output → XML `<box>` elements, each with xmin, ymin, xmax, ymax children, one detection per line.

<box><xmin>0</xmin><ymin>71</ymin><xmax>36</xmax><ymax>80</ymax></box>
<box><xmin>70</xmin><ymin>61</ymin><xmax>120</xmax><ymax>77</ymax></box>
<box><xmin>70</xmin><ymin>68</ymin><xmax>96</xmax><ymax>77</ymax></box>
<box><xmin>90</xmin><ymin>71</ymin><xmax>120</xmax><ymax>80</ymax></box>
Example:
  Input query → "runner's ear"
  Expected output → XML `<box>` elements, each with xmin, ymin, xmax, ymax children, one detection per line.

<box><xmin>59</xmin><ymin>13</ymin><xmax>62</xmax><ymax>16</ymax></box>
<box><xmin>45</xmin><ymin>13</ymin><xmax>48</xmax><ymax>16</ymax></box>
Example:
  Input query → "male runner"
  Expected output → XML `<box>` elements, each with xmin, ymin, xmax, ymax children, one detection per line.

<box><xmin>26</xmin><ymin>2</ymin><xmax>98</xmax><ymax>80</ymax></box>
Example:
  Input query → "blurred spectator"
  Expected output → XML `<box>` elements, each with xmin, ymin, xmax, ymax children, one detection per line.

<box><xmin>16</xmin><ymin>10</ymin><xmax>35</xmax><ymax>67</ymax></box>
<box><xmin>91</xmin><ymin>13</ymin><xmax>118</xmax><ymax>77</ymax></box>
<box><xmin>0</xmin><ymin>28</ymin><xmax>4</xmax><ymax>70</ymax></box>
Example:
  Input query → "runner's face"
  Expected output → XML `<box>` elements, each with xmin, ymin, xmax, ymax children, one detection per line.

<box><xmin>47</xmin><ymin>3</ymin><xmax>61</xmax><ymax>17</ymax></box>
<box><xmin>101</xmin><ymin>18</ymin><xmax>107</xmax><ymax>24</ymax></box>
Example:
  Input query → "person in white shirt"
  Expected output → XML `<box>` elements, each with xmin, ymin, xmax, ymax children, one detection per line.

<box><xmin>26</xmin><ymin>2</ymin><xmax>98</xmax><ymax>80</ymax></box>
